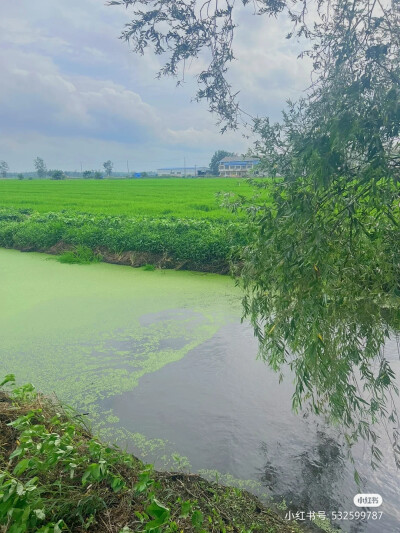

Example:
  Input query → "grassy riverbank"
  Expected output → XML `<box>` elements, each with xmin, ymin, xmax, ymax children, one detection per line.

<box><xmin>0</xmin><ymin>377</ymin><xmax>307</xmax><ymax>533</ymax></box>
<box><xmin>0</xmin><ymin>209</ymin><xmax>250</xmax><ymax>272</ymax></box>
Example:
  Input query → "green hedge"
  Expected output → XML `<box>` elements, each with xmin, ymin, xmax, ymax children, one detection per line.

<box><xmin>0</xmin><ymin>209</ymin><xmax>250</xmax><ymax>268</ymax></box>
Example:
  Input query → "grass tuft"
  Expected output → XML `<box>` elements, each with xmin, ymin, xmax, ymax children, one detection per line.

<box><xmin>57</xmin><ymin>245</ymin><xmax>103</xmax><ymax>265</ymax></box>
<box><xmin>142</xmin><ymin>263</ymin><xmax>156</xmax><ymax>271</ymax></box>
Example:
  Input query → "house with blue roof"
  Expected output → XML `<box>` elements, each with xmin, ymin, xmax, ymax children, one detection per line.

<box><xmin>218</xmin><ymin>156</ymin><xmax>260</xmax><ymax>177</ymax></box>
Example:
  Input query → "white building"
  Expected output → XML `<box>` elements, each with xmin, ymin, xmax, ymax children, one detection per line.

<box><xmin>218</xmin><ymin>157</ymin><xmax>260</xmax><ymax>177</ymax></box>
<box><xmin>157</xmin><ymin>166</ymin><xmax>209</xmax><ymax>177</ymax></box>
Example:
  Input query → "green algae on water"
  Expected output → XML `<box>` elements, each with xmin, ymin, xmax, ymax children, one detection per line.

<box><xmin>0</xmin><ymin>247</ymin><xmax>242</xmax><ymax>438</ymax></box>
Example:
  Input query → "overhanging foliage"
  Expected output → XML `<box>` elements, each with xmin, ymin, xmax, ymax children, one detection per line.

<box><xmin>111</xmin><ymin>0</ymin><xmax>400</xmax><ymax>470</ymax></box>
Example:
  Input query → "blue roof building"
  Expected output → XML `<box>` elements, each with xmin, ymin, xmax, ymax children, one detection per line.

<box><xmin>218</xmin><ymin>156</ymin><xmax>259</xmax><ymax>177</ymax></box>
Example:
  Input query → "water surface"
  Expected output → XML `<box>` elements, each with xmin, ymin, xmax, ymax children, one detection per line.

<box><xmin>0</xmin><ymin>248</ymin><xmax>399</xmax><ymax>533</ymax></box>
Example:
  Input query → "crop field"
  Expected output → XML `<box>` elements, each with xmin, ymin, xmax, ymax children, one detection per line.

<box><xmin>0</xmin><ymin>178</ymin><xmax>272</xmax><ymax>271</ymax></box>
<box><xmin>0</xmin><ymin>178</ymin><xmax>264</xmax><ymax>220</ymax></box>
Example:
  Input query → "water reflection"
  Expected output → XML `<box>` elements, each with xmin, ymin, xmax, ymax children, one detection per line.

<box><xmin>102</xmin><ymin>321</ymin><xmax>400</xmax><ymax>533</ymax></box>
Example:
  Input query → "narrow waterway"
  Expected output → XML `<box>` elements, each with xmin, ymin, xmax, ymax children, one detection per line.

<box><xmin>0</xmin><ymin>249</ymin><xmax>399</xmax><ymax>533</ymax></box>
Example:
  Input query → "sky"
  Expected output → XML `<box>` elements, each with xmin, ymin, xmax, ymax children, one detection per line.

<box><xmin>0</xmin><ymin>0</ymin><xmax>312</xmax><ymax>173</ymax></box>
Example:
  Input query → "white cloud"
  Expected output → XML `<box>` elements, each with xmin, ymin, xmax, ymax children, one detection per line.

<box><xmin>0</xmin><ymin>49</ymin><xmax>160</xmax><ymax>140</ymax></box>
<box><xmin>0</xmin><ymin>0</ymin><xmax>312</xmax><ymax>171</ymax></box>
<box><xmin>164</xmin><ymin>127</ymin><xmax>248</xmax><ymax>151</ymax></box>
<box><xmin>229</xmin><ymin>9</ymin><xmax>312</xmax><ymax>119</ymax></box>
<box><xmin>0</xmin><ymin>17</ymin><xmax>69</xmax><ymax>48</ymax></box>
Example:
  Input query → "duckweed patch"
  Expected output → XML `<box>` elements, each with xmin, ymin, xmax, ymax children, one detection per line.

<box><xmin>0</xmin><ymin>248</ymin><xmax>240</xmax><ymax>390</ymax></box>
<box><xmin>0</xmin><ymin>248</ymin><xmax>242</xmax><ymax>469</ymax></box>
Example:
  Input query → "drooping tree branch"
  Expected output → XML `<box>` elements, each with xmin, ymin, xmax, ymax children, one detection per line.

<box><xmin>110</xmin><ymin>0</ymin><xmax>400</xmax><ymax>470</ymax></box>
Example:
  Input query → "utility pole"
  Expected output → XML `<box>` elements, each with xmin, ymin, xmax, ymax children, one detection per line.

<box><xmin>195</xmin><ymin>164</ymin><xmax>197</xmax><ymax>177</ymax></box>
<box><xmin>80</xmin><ymin>162</ymin><xmax>83</xmax><ymax>174</ymax></box>
<box><xmin>184</xmin><ymin>156</ymin><xmax>186</xmax><ymax>177</ymax></box>
<box><xmin>127</xmin><ymin>160</ymin><xmax>130</xmax><ymax>175</ymax></box>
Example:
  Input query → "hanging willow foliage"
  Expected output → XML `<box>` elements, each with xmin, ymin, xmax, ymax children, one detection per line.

<box><xmin>111</xmin><ymin>0</ymin><xmax>400</xmax><ymax>470</ymax></box>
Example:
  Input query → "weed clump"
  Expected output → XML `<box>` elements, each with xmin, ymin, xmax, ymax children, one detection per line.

<box><xmin>142</xmin><ymin>264</ymin><xmax>156</xmax><ymax>271</ymax></box>
<box><xmin>57</xmin><ymin>245</ymin><xmax>103</xmax><ymax>265</ymax></box>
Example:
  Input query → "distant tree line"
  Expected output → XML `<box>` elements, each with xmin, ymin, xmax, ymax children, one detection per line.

<box><xmin>83</xmin><ymin>170</ymin><xmax>103</xmax><ymax>179</ymax></box>
<box><xmin>0</xmin><ymin>158</ymin><xmax>118</xmax><ymax>179</ymax></box>
<box><xmin>0</xmin><ymin>153</ymin><xmax>241</xmax><ymax>179</ymax></box>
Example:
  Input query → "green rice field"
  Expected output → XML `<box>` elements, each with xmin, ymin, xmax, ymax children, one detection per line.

<box><xmin>0</xmin><ymin>178</ymin><xmax>260</xmax><ymax>220</ymax></box>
